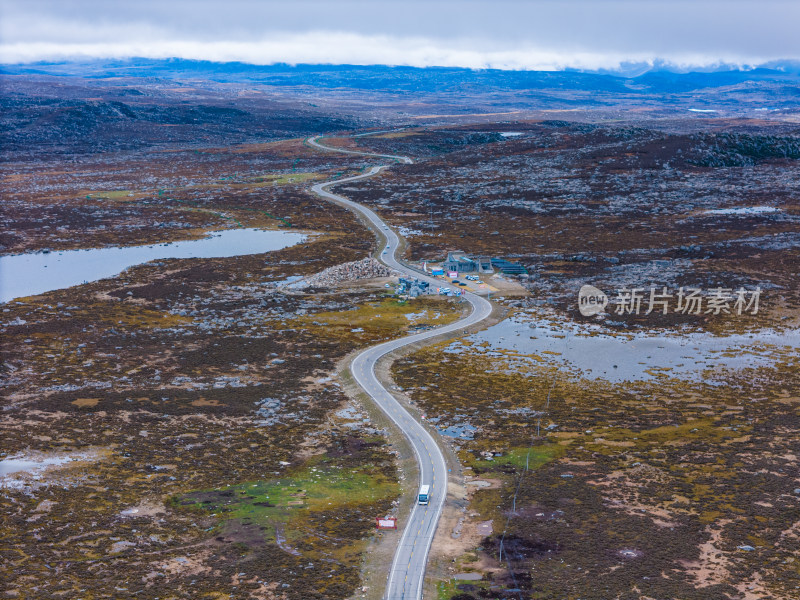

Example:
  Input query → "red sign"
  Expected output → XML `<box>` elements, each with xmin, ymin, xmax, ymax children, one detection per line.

<box><xmin>376</xmin><ymin>517</ymin><xmax>397</xmax><ymax>530</ymax></box>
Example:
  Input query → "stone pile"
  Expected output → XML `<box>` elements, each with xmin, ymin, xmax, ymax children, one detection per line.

<box><xmin>298</xmin><ymin>257</ymin><xmax>398</xmax><ymax>288</ymax></box>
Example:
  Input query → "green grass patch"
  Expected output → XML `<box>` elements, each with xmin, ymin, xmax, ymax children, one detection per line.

<box><xmin>252</xmin><ymin>172</ymin><xmax>323</xmax><ymax>185</ymax></box>
<box><xmin>156</xmin><ymin>187</ymin><xmax>292</xmax><ymax>227</ymax></box>
<box><xmin>602</xmin><ymin>418</ymin><xmax>750</xmax><ymax>446</ymax></box>
<box><xmin>292</xmin><ymin>296</ymin><xmax>462</xmax><ymax>343</ymax></box>
<box><xmin>467</xmin><ymin>443</ymin><xmax>564</xmax><ymax>473</ymax></box>
<box><xmin>85</xmin><ymin>190</ymin><xmax>133</xmax><ymax>200</ymax></box>
<box><xmin>176</xmin><ymin>455</ymin><xmax>399</xmax><ymax>545</ymax></box>
<box><xmin>437</xmin><ymin>578</ymin><xmax>489</xmax><ymax>600</ymax></box>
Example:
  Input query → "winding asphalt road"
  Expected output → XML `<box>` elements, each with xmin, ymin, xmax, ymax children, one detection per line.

<box><xmin>308</xmin><ymin>136</ymin><xmax>493</xmax><ymax>599</ymax></box>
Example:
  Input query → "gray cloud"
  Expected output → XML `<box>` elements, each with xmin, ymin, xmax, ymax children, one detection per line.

<box><xmin>1</xmin><ymin>0</ymin><xmax>798</xmax><ymax>68</ymax></box>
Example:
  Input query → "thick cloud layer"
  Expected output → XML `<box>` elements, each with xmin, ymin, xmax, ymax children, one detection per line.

<box><xmin>1</xmin><ymin>0</ymin><xmax>798</xmax><ymax>69</ymax></box>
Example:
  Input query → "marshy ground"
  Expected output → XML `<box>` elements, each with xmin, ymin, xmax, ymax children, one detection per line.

<box><xmin>394</xmin><ymin>305</ymin><xmax>800</xmax><ymax>600</ymax></box>
<box><xmin>331</xmin><ymin>123</ymin><xmax>800</xmax><ymax>599</ymax></box>
<box><xmin>0</xmin><ymin>134</ymin><xmax>464</xmax><ymax>599</ymax></box>
<box><xmin>3</xmin><ymin>93</ymin><xmax>799</xmax><ymax>600</ymax></box>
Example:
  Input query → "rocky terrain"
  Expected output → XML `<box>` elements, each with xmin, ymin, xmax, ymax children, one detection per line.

<box><xmin>343</xmin><ymin>121</ymin><xmax>800</xmax><ymax>329</ymax></box>
<box><xmin>2</xmin><ymin>67</ymin><xmax>800</xmax><ymax>600</ymax></box>
<box><xmin>394</xmin><ymin>301</ymin><xmax>800</xmax><ymax>600</ymax></box>
<box><xmin>0</xmin><ymin>204</ymin><xmax>463</xmax><ymax>599</ymax></box>
<box><xmin>0</xmin><ymin>76</ymin><xmax>364</xmax><ymax>157</ymax></box>
<box><xmin>334</xmin><ymin>124</ymin><xmax>800</xmax><ymax>599</ymax></box>
<box><xmin>294</xmin><ymin>257</ymin><xmax>398</xmax><ymax>289</ymax></box>
<box><xmin>0</xmin><ymin>82</ymin><xmax>462</xmax><ymax>598</ymax></box>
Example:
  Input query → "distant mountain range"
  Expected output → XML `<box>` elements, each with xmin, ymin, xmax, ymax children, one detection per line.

<box><xmin>3</xmin><ymin>58</ymin><xmax>800</xmax><ymax>96</ymax></box>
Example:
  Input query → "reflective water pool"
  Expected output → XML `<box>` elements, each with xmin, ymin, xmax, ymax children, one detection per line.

<box><xmin>0</xmin><ymin>228</ymin><xmax>307</xmax><ymax>302</ymax></box>
<box><xmin>446</xmin><ymin>311</ymin><xmax>800</xmax><ymax>382</ymax></box>
<box><xmin>0</xmin><ymin>456</ymin><xmax>71</xmax><ymax>476</ymax></box>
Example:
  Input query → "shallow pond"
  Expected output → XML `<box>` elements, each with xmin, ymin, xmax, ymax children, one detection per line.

<box><xmin>437</xmin><ymin>423</ymin><xmax>477</xmax><ymax>439</ymax></box>
<box><xmin>446</xmin><ymin>311</ymin><xmax>800</xmax><ymax>383</ymax></box>
<box><xmin>702</xmin><ymin>206</ymin><xmax>780</xmax><ymax>216</ymax></box>
<box><xmin>427</xmin><ymin>416</ymin><xmax>477</xmax><ymax>439</ymax></box>
<box><xmin>0</xmin><ymin>228</ymin><xmax>307</xmax><ymax>302</ymax></box>
<box><xmin>0</xmin><ymin>456</ymin><xmax>72</xmax><ymax>476</ymax></box>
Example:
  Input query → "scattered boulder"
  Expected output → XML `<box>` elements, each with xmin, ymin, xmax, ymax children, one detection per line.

<box><xmin>295</xmin><ymin>258</ymin><xmax>398</xmax><ymax>288</ymax></box>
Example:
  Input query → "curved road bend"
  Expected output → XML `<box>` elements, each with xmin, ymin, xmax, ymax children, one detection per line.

<box><xmin>308</xmin><ymin>136</ymin><xmax>493</xmax><ymax>599</ymax></box>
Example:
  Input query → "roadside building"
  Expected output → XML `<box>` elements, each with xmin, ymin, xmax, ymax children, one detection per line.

<box><xmin>442</xmin><ymin>251</ymin><xmax>495</xmax><ymax>274</ymax></box>
<box><xmin>474</xmin><ymin>255</ymin><xmax>493</xmax><ymax>273</ymax></box>
<box><xmin>443</xmin><ymin>251</ymin><xmax>476</xmax><ymax>273</ymax></box>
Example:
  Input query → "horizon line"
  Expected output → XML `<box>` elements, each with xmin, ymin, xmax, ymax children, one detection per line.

<box><xmin>3</xmin><ymin>56</ymin><xmax>800</xmax><ymax>76</ymax></box>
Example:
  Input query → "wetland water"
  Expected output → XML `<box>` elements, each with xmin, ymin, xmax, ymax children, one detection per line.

<box><xmin>446</xmin><ymin>311</ymin><xmax>800</xmax><ymax>383</ymax></box>
<box><xmin>0</xmin><ymin>457</ymin><xmax>71</xmax><ymax>476</ymax></box>
<box><xmin>0</xmin><ymin>228</ymin><xmax>307</xmax><ymax>303</ymax></box>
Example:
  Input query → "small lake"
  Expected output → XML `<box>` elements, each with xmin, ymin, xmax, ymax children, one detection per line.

<box><xmin>446</xmin><ymin>311</ymin><xmax>800</xmax><ymax>383</ymax></box>
<box><xmin>0</xmin><ymin>228</ymin><xmax>307</xmax><ymax>303</ymax></box>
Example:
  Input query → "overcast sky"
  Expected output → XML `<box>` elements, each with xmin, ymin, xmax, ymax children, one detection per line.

<box><xmin>1</xmin><ymin>0</ymin><xmax>799</xmax><ymax>70</ymax></box>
